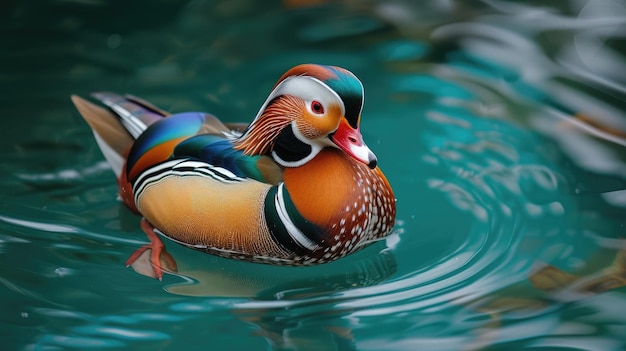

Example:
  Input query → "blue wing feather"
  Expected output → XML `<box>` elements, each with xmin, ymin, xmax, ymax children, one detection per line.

<box><xmin>174</xmin><ymin>134</ymin><xmax>272</xmax><ymax>183</ymax></box>
<box><xmin>126</xmin><ymin>112</ymin><xmax>208</xmax><ymax>175</ymax></box>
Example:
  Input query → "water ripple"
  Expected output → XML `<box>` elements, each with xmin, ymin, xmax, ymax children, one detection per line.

<box><xmin>2</xmin><ymin>1</ymin><xmax>626</xmax><ymax>350</ymax></box>
<box><xmin>0</xmin><ymin>214</ymin><xmax>145</xmax><ymax>245</ymax></box>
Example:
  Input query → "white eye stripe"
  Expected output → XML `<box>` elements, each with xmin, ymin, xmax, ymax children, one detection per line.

<box><xmin>240</xmin><ymin>76</ymin><xmax>346</xmax><ymax>143</ymax></box>
<box><xmin>268</xmin><ymin>76</ymin><xmax>344</xmax><ymax>116</ymax></box>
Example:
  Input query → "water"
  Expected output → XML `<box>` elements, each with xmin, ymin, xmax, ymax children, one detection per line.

<box><xmin>2</xmin><ymin>0</ymin><xmax>626</xmax><ymax>350</ymax></box>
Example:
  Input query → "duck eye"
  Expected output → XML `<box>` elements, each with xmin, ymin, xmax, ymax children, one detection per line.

<box><xmin>310</xmin><ymin>101</ymin><xmax>324</xmax><ymax>114</ymax></box>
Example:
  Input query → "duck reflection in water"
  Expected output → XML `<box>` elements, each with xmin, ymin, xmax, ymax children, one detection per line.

<box><xmin>129</xmin><ymin>240</ymin><xmax>397</xmax><ymax>351</ymax></box>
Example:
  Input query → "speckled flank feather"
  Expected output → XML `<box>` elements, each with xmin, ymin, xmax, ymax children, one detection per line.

<box><xmin>282</xmin><ymin>148</ymin><xmax>395</xmax><ymax>263</ymax></box>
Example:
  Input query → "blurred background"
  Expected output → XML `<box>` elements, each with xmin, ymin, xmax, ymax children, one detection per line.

<box><xmin>1</xmin><ymin>0</ymin><xmax>626</xmax><ymax>350</ymax></box>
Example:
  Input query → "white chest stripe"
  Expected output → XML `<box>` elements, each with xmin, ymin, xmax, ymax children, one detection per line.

<box><xmin>274</xmin><ymin>183</ymin><xmax>319</xmax><ymax>251</ymax></box>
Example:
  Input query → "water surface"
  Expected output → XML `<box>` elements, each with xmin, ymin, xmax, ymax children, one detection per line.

<box><xmin>1</xmin><ymin>1</ymin><xmax>626</xmax><ymax>350</ymax></box>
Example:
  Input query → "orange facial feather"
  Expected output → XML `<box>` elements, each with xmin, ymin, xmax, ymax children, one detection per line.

<box><xmin>233</xmin><ymin>96</ymin><xmax>300</xmax><ymax>155</ymax></box>
<box><xmin>298</xmin><ymin>103</ymin><xmax>343</xmax><ymax>138</ymax></box>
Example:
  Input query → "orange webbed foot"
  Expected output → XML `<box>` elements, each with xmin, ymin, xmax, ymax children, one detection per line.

<box><xmin>125</xmin><ymin>219</ymin><xmax>178</xmax><ymax>280</ymax></box>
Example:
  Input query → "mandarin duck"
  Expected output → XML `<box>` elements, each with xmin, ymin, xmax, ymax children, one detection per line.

<box><xmin>71</xmin><ymin>64</ymin><xmax>396</xmax><ymax>279</ymax></box>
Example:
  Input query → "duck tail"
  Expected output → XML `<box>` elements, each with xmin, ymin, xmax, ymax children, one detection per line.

<box><xmin>70</xmin><ymin>92</ymin><xmax>168</xmax><ymax>178</ymax></box>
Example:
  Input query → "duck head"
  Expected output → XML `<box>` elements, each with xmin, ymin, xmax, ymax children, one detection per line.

<box><xmin>233</xmin><ymin>64</ymin><xmax>378</xmax><ymax>169</ymax></box>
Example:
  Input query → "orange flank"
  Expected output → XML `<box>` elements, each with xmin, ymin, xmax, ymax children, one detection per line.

<box><xmin>136</xmin><ymin>175</ymin><xmax>286</xmax><ymax>258</ymax></box>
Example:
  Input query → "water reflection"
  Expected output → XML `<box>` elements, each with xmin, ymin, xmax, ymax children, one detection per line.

<box><xmin>155</xmin><ymin>244</ymin><xmax>398</xmax><ymax>298</ymax></box>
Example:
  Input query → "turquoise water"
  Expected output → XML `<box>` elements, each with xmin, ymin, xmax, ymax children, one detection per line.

<box><xmin>2</xmin><ymin>0</ymin><xmax>626</xmax><ymax>350</ymax></box>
